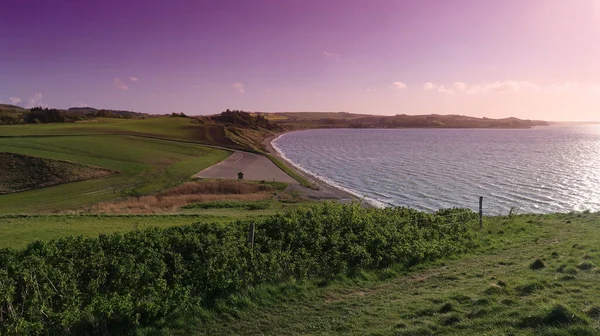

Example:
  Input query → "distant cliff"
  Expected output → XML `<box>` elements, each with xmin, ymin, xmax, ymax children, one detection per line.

<box><xmin>259</xmin><ymin>112</ymin><xmax>549</xmax><ymax>129</ymax></box>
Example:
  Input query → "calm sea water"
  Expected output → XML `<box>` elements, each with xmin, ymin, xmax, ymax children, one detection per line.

<box><xmin>272</xmin><ymin>126</ymin><xmax>600</xmax><ymax>214</ymax></box>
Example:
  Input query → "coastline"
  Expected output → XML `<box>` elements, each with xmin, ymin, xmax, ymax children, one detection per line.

<box><xmin>263</xmin><ymin>132</ymin><xmax>373</xmax><ymax>206</ymax></box>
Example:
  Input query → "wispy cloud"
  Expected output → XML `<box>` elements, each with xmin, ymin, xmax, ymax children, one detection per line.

<box><xmin>466</xmin><ymin>81</ymin><xmax>540</xmax><ymax>94</ymax></box>
<box><xmin>391</xmin><ymin>81</ymin><xmax>407</xmax><ymax>89</ymax></box>
<box><xmin>452</xmin><ymin>82</ymin><xmax>467</xmax><ymax>91</ymax></box>
<box><xmin>8</xmin><ymin>97</ymin><xmax>21</xmax><ymax>105</ymax></box>
<box><xmin>114</xmin><ymin>78</ymin><xmax>129</xmax><ymax>91</ymax></box>
<box><xmin>129</xmin><ymin>76</ymin><xmax>138</xmax><ymax>82</ymax></box>
<box><xmin>26</xmin><ymin>93</ymin><xmax>45</xmax><ymax>108</ymax></box>
<box><xmin>548</xmin><ymin>81</ymin><xmax>581</xmax><ymax>92</ymax></box>
<box><xmin>424</xmin><ymin>80</ymin><xmax>543</xmax><ymax>94</ymax></box>
<box><xmin>365</xmin><ymin>89</ymin><xmax>371</xmax><ymax>92</ymax></box>
<box><xmin>437</xmin><ymin>85</ymin><xmax>454</xmax><ymax>94</ymax></box>
<box><xmin>323</xmin><ymin>51</ymin><xmax>341</xmax><ymax>61</ymax></box>
<box><xmin>423</xmin><ymin>82</ymin><xmax>453</xmax><ymax>94</ymax></box>
<box><xmin>232</xmin><ymin>82</ymin><xmax>245</xmax><ymax>94</ymax></box>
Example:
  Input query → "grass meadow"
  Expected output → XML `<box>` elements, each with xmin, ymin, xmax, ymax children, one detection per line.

<box><xmin>0</xmin><ymin>117</ymin><xmax>237</xmax><ymax>145</ymax></box>
<box><xmin>0</xmin><ymin>199</ymin><xmax>317</xmax><ymax>249</ymax></box>
<box><xmin>0</xmin><ymin>135</ymin><xmax>230</xmax><ymax>213</ymax></box>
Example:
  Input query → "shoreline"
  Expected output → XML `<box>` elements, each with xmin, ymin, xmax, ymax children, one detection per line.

<box><xmin>263</xmin><ymin>132</ymin><xmax>371</xmax><ymax>205</ymax></box>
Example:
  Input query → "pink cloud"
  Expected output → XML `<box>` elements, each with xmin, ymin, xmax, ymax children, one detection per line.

<box><xmin>232</xmin><ymin>82</ymin><xmax>245</xmax><ymax>94</ymax></box>
<box><xmin>437</xmin><ymin>85</ymin><xmax>454</xmax><ymax>94</ymax></box>
<box><xmin>114</xmin><ymin>78</ymin><xmax>129</xmax><ymax>91</ymax></box>
<box><xmin>392</xmin><ymin>81</ymin><xmax>407</xmax><ymax>89</ymax></box>
<box><xmin>323</xmin><ymin>51</ymin><xmax>341</xmax><ymax>61</ymax></box>
<box><xmin>423</xmin><ymin>82</ymin><xmax>453</xmax><ymax>93</ymax></box>
<box><xmin>452</xmin><ymin>82</ymin><xmax>467</xmax><ymax>91</ymax></box>
<box><xmin>464</xmin><ymin>80</ymin><xmax>540</xmax><ymax>94</ymax></box>
<box><xmin>26</xmin><ymin>93</ymin><xmax>44</xmax><ymax>108</ymax></box>
<box><xmin>129</xmin><ymin>76</ymin><xmax>138</xmax><ymax>82</ymax></box>
<box><xmin>8</xmin><ymin>97</ymin><xmax>21</xmax><ymax>105</ymax></box>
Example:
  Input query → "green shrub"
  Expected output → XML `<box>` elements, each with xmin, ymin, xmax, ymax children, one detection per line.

<box><xmin>181</xmin><ymin>200</ymin><xmax>271</xmax><ymax>210</ymax></box>
<box><xmin>0</xmin><ymin>202</ymin><xmax>478</xmax><ymax>334</ymax></box>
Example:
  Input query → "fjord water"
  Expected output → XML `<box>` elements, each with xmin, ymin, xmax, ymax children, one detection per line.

<box><xmin>273</xmin><ymin>126</ymin><xmax>600</xmax><ymax>214</ymax></box>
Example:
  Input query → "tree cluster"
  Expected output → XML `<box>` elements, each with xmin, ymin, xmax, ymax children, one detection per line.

<box><xmin>211</xmin><ymin>109</ymin><xmax>279</xmax><ymax>130</ymax></box>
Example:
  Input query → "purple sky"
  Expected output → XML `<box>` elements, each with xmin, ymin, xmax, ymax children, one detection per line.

<box><xmin>1</xmin><ymin>0</ymin><xmax>599</xmax><ymax>120</ymax></box>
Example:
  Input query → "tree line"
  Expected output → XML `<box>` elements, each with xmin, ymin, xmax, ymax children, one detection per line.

<box><xmin>0</xmin><ymin>107</ymin><xmax>146</xmax><ymax>125</ymax></box>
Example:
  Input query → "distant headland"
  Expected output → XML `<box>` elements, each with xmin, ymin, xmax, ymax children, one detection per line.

<box><xmin>0</xmin><ymin>104</ymin><xmax>548</xmax><ymax>129</ymax></box>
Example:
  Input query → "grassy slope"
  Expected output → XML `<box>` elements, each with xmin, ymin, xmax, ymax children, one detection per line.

<box><xmin>0</xmin><ymin>200</ymin><xmax>316</xmax><ymax>249</ymax></box>
<box><xmin>0</xmin><ymin>135</ymin><xmax>230</xmax><ymax>213</ymax></box>
<box><xmin>185</xmin><ymin>212</ymin><xmax>600</xmax><ymax>336</ymax></box>
<box><xmin>0</xmin><ymin>152</ymin><xmax>115</xmax><ymax>193</ymax></box>
<box><xmin>0</xmin><ymin>117</ymin><xmax>241</xmax><ymax>147</ymax></box>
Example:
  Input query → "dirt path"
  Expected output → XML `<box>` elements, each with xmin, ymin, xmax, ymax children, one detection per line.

<box><xmin>194</xmin><ymin>150</ymin><xmax>297</xmax><ymax>183</ymax></box>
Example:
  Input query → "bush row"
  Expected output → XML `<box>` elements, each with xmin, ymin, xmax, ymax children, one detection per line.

<box><xmin>0</xmin><ymin>202</ymin><xmax>479</xmax><ymax>335</ymax></box>
<box><xmin>181</xmin><ymin>199</ymin><xmax>271</xmax><ymax>210</ymax></box>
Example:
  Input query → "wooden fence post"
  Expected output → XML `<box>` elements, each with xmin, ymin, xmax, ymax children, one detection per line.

<box><xmin>479</xmin><ymin>196</ymin><xmax>483</xmax><ymax>228</ymax></box>
<box><xmin>248</xmin><ymin>223</ymin><xmax>255</xmax><ymax>249</ymax></box>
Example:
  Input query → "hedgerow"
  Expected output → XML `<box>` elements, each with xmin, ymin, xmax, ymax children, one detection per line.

<box><xmin>0</xmin><ymin>202</ymin><xmax>479</xmax><ymax>335</ymax></box>
<box><xmin>181</xmin><ymin>199</ymin><xmax>271</xmax><ymax>210</ymax></box>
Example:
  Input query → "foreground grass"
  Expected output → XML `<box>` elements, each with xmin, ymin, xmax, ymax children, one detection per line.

<box><xmin>0</xmin><ymin>204</ymin><xmax>477</xmax><ymax>334</ymax></box>
<box><xmin>160</xmin><ymin>212</ymin><xmax>600</xmax><ymax>336</ymax></box>
<box><xmin>0</xmin><ymin>200</ymin><xmax>317</xmax><ymax>249</ymax></box>
<box><xmin>0</xmin><ymin>135</ymin><xmax>230</xmax><ymax>213</ymax></box>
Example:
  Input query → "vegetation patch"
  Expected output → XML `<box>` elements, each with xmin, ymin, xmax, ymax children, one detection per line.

<box><xmin>181</xmin><ymin>199</ymin><xmax>272</xmax><ymax>210</ymax></box>
<box><xmin>187</xmin><ymin>212</ymin><xmax>600</xmax><ymax>336</ymax></box>
<box><xmin>514</xmin><ymin>281</ymin><xmax>545</xmax><ymax>296</ymax></box>
<box><xmin>88</xmin><ymin>180</ymin><xmax>275</xmax><ymax>214</ymax></box>
<box><xmin>519</xmin><ymin>304</ymin><xmax>589</xmax><ymax>328</ymax></box>
<box><xmin>530</xmin><ymin>258</ymin><xmax>546</xmax><ymax>270</ymax></box>
<box><xmin>0</xmin><ymin>152</ymin><xmax>115</xmax><ymax>194</ymax></box>
<box><xmin>0</xmin><ymin>203</ymin><xmax>478</xmax><ymax>334</ymax></box>
<box><xmin>576</xmin><ymin>261</ymin><xmax>595</xmax><ymax>270</ymax></box>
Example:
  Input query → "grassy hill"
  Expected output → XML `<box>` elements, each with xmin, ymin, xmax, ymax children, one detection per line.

<box><xmin>0</xmin><ymin>117</ymin><xmax>244</xmax><ymax>147</ymax></box>
<box><xmin>0</xmin><ymin>135</ymin><xmax>230</xmax><ymax>213</ymax></box>
<box><xmin>0</xmin><ymin>104</ymin><xmax>27</xmax><ymax>124</ymax></box>
<box><xmin>0</xmin><ymin>104</ymin><xmax>26</xmax><ymax>111</ymax></box>
<box><xmin>0</xmin><ymin>152</ymin><xmax>116</xmax><ymax>194</ymax></box>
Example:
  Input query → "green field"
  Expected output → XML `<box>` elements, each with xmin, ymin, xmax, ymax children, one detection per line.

<box><xmin>0</xmin><ymin>135</ymin><xmax>230</xmax><ymax>213</ymax></box>
<box><xmin>0</xmin><ymin>152</ymin><xmax>116</xmax><ymax>194</ymax></box>
<box><xmin>182</xmin><ymin>212</ymin><xmax>600</xmax><ymax>335</ymax></box>
<box><xmin>0</xmin><ymin>116</ymin><xmax>242</xmax><ymax>147</ymax></box>
<box><xmin>0</xmin><ymin>200</ymin><xmax>316</xmax><ymax>249</ymax></box>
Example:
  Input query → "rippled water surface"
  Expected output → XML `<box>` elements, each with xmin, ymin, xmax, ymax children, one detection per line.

<box><xmin>273</xmin><ymin>126</ymin><xmax>600</xmax><ymax>214</ymax></box>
